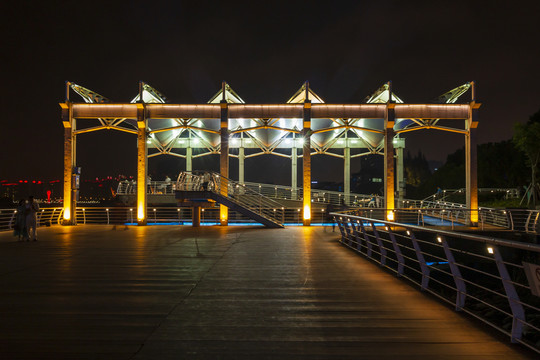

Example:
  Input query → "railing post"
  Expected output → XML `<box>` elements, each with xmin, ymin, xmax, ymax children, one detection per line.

<box><xmin>370</xmin><ymin>221</ymin><xmax>387</xmax><ymax>265</ymax></box>
<box><xmin>387</xmin><ymin>227</ymin><xmax>404</xmax><ymax>276</ymax></box>
<box><xmin>490</xmin><ymin>246</ymin><xmax>525</xmax><ymax>343</ymax></box>
<box><xmin>409</xmin><ymin>231</ymin><xmax>430</xmax><ymax>290</ymax></box>
<box><xmin>352</xmin><ymin>220</ymin><xmax>362</xmax><ymax>251</ymax></box>
<box><xmin>439</xmin><ymin>235</ymin><xmax>467</xmax><ymax>310</ymax></box>
<box><xmin>345</xmin><ymin>218</ymin><xmax>353</xmax><ymax>246</ymax></box>
<box><xmin>358</xmin><ymin>220</ymin><xmax>372</xmax><ymax>257</ymax></box>
<box><xmin>336</xmin><ymin>216</ymin><xmax>346</xmax><ymax>240</ymax></box>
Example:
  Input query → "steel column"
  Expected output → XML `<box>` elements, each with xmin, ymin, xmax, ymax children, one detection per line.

<box><xmin>394</xmin><ymin>136</ymin><xmax>405</xmax><ymax>207</ymax></box>
<box><xmin>384</xmin><ymin>103</ymin><xmax>396</xmax><ymax>220</ymax></box>
<box><xmin>302</xmin><ymin>99</ymin><xmax>311</xmax><ymax>226</ymax></box>
<box><xmin>193</xmin><ymin>206</ymin><xmax>201</xmax><ymax>227</ymax></box>
<box><xmin>61</xmin><ymin>101</ymin><xmax>75</xmax><ymax>225</ymax></box>
<box><xmin>136</xmin><ymin>103</ymin><xmax>147</xmax><ymax>225</ymax></box>
<box><xmin>291</xmin><ymin>134</ymin><xmax>297</xmax><ymax>200</ymax></box>
<box><xmin>239</xmin><ymin>142</ymin><xmax>245</xmax><ymax>185</ymax></box>
<box><xmin>344</xmin><ymin>146</ymin><xmax>350</xmax><ymax>205</ymax></box>
<box><xmin>220</xmin><ymin>97</ymin><xmax>229</xmax><ymax>226</ymax></box>
<box><xmin>466</xmin><ymin>100</ymin><xmax>480</xmax><ymax>225</ymax></box>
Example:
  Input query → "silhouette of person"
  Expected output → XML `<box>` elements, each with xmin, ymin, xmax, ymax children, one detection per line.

<box><xmin>25</xmin><ymin>195</ymin><xmax>40</xmax><ymax>241</ymax></box>
<box><xmin>13</xmin><ymin>199</ymin><xmax>28</xmax><ymax>241</ymax></box>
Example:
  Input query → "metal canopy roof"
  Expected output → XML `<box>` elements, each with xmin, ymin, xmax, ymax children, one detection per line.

<box><xmin>64</xmin><ymin>81</ymin><xmax>475</xmax><ymax>159</ymax></box>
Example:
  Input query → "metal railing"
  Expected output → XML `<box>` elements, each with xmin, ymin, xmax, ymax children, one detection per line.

<box><xmin>241</xmin><ymin>181</ymin><xmax>374</xmax><ymax>207</ymax></box>
<box><xmin>332</xmin><ymin>213</ymin><xmax>540</xmax><ymax>354</ymax></box>
<box><xmin>117</xmin><ymin>180</ymin><xmax>175</xmax><ymax>195</ymax></box>
<box><xmin>117</xmin><ymin>177</ymin><xmax>375</xmax><ymax>207</ymax></box>
<box><xmin>397</xmin><ymin>199</ymin><xmax>539</xmax><ymax>233</ymax></box>
<box><xmin>0</xmin><ymin>207</ymin><xmax>64</xmax><ymax>232</ymax></box>
<box><xmin>422</xmin><ymin>187</ymin><xmax>521</xmax><ymax>203</ymax></box>
<box><xmin>176</xmin><ymin>171</ymin><xmax>287</xmax><ymax>226</ymax></box>
<box><xmin>0</xmin><ymin>206</ymin><xmax>333</xmax><ymax>229</ymax></box>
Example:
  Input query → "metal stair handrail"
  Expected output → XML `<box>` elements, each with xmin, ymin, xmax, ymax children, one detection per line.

<box><xmin>177</xmin><ymin>171</ymin><xmax>285</xmax><ymax>225</ymax></box>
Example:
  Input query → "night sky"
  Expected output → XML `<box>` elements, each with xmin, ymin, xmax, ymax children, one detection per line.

<box><xmin>2</xmin><ymin>0</ymin><xmax>539</xmax><ymax>184</ymax></box>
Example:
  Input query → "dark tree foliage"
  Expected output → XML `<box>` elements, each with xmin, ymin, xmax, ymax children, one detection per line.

<box><xmin>404</xmin><ymin>150</ymin><xmax>432</xmax><ymax>198</ymax></box>
<box><xmin>513</xmin><ymin>108</ymin><xmax>540</xmax><ymax>208</ymax></box>
<box><xmin>411</xmin><ymin>140</ymin><xmax>528</xmax><ymax>199</ymax></box>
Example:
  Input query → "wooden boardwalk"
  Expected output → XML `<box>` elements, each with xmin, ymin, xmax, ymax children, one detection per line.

<box><xmin>0</xmin><ymin>225</ymin><xmax>535</xmax><ymax>359</ymax></box>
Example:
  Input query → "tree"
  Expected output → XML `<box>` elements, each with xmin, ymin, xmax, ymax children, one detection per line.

<box><xmin>513</xmin><ymin>109</ymin><xmax>540</xmax><ymax>208</ymax></box>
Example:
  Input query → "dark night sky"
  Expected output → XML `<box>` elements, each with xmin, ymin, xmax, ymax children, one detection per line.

<box><xmin>2</xmin><ymin>0</ymin><xmax>539</xmax><ymax>184</ymax></box>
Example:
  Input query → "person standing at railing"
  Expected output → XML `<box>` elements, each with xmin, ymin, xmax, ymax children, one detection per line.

<box><xmin>13</xmin><ymin>199</ymin><xmax>28</xmax><ymax>242</ymax></box>
<box><xmin>149</xmin><ymin>175</ymin><xmax>154</xmax><ymax>194</ymax></box>
<box><xmin>164</xmin><ymin>175</ymin><xmax>171</xmax><ymax>193</ymax></box>
<box><xmin>25</xmin><ymin>195</ymin><xmax>39</xmax><ymax>241</ymax></box>
<box><xmin>368</xmin><ymin>195</ymin><xmax>376</xmax><ymax>208</ymax></box>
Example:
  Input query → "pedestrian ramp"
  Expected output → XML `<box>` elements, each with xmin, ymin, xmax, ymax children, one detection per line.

<box><xmin>175</xmin><ymin>171</ymin><xmax>284</xmax><ymax>228</ymax></box>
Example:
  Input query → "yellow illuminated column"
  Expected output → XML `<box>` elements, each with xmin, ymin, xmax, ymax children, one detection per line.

<box><xmin>193</xmin><ymin>206</ymin><xmax>201</xmax><ymax>227</ymax></box>
<box><xmin>220</xmin><ymin>100</ymin><xmax>229</xmax><ymax>226</ymax></box>
<box><xmin>136</xmin><ymin>104</ymin><xmax>147</xmax><ymax>225</ymax></box>
<box><xmin>466</xmin><ymin>102</ymin><xmax>480</xmax><ymax>225</ymax></box>
<box><xmin>291</xmin><ymin>134</ymin><xmax>297</xmax><ymax>200</ymax></box>
<box><xmin>302</xmin><ymin>100</ymin><xmax>311</xmax><ymax>226</ymax></box>
<box><xmin>384</xmin><ymin>103</ymin><xmax>396</xmax><ymax>221</ymax></box>
<box><xmin>61</xmin><ymin>102</ymin><xmax>75</xmax><ymax>225</ymax></box>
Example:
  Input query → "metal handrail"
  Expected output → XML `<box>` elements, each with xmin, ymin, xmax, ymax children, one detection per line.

<box><xmin>332</xmin><ymin>212</ymin><xmax>540</xmax><ymax>354</ymax></box>
<box><xmin>421</xmin><ymin>187</ymin><xmax>520</xmax><ymax>203</ymax></box>
<box><xmin>0</xmin><ymin>207</ymin><xmax>64</xmax><ymax>232</ymax></box>
<box><xmin>177</xmin><ymin>171</ymin><xmax>286</xmax><ymax>225</ymax></box>
<box><xmin>400</xmin><ymin>199</ymin><xmax>538</xmax><ymax>233</ymax></box>
<box><xmin>118</xmin><ymin>177</ymin><xmax>375</xmax><ymax>206</ymax></box>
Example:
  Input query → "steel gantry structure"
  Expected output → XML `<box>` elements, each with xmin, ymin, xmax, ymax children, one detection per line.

<box><xmin>60</xmin><ymin>80</ymin><xmax>480</xmax><ymax>226</ymax></box>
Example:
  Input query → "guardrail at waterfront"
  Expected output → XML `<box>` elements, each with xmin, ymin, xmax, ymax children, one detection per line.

<box><xmin>332</xmin><ymin>212</ymin><xmax>540</xmax><ymax>354</ymax></box>
<box><xmin>0</xmin><ymin>206</ymin><xmax>333</xmax><ymax>230</ymax></box>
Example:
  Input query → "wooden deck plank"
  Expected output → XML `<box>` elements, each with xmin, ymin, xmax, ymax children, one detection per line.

<box><xmin>0</xmin><ymin>225</ymin><xmax>534</xmax><ymax>359</ymax></box>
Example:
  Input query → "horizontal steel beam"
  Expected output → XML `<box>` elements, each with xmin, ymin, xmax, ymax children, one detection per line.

<box><xmin>67</xmin><ymin>103</ymin><xmax>473</xmax><ymax>120</ymax></box>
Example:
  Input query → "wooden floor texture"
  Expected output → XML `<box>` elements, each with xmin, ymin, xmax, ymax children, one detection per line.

<box><xmin>0</xmin><ymin>225</ymin><xmax>535</xmax><ymax>359</ymax></box>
